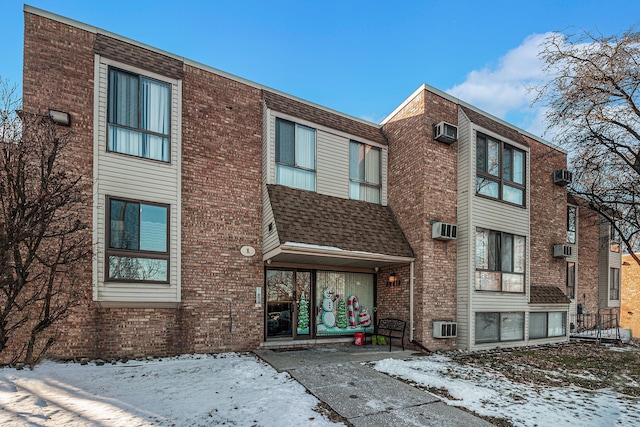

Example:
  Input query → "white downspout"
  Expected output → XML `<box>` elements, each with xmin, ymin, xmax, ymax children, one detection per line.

<box><xmin>410</xmin><ymin>261</ymin><xmax>415</xmax><ymax>341</ymax></box>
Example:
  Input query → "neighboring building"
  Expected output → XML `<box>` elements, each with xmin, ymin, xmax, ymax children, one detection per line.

<box><xmin>621</xmin><ymin>254</ymin><xmax>640</xmax><ymax>338</ymax></box>
<box><xmin>565</xmin><ymin>196</ymin><xmax>623</xmax><ymax>339</ymax></box>
<box><xmin>18</xmin><ymin>5</ymin><xmax>620</xmax><ymax>360</ymax></box>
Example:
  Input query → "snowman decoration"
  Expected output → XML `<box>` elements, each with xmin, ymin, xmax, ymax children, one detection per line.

<box><xmin>321</xmin><ymin>289</ymin><xmax>337</xmax><ymax>328</ymax></box>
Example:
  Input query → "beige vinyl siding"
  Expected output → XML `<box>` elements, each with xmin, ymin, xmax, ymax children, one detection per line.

<box><xmin>473</xmin><ymin>197</ymin><xmax>529</xmax><ymax>236</ymax></box>
<box><xmin>380</xmin><ymin>150</ymin><xmax>388</xmax><ymax>206</ymax></box>
<box><xmin>262</xmin><ymin>192</ymin><xmax>279</xmax><ymax>253</ymax></box>
<box><xmin>567</xmin><ymin>248</ymin><xmax>579</xmax><ymax>317</ymax></box>
<box><xmin>262</xmin><ymin>107</ymin><xmax>280</xmax><ymax>254</ymax></box>
<box><xmin>266</xmin><ymin>110</ymin><xmax>276</xmax><ymax>185</ymax></box>
<box><xmin>467</xmin><ymin>123</ymin><xmax>532</xmax><ymax>351</ymax></box>
<box><xmin>567</xmin><ymin>234</ymin><xmax>579</xmax><ymax>317</ymax></box>
<box><xmin>456</xmin><ymin>108</ymin><xmax>473</xmax><ymax>350</ymax></box>
<box><xmin>267</xmin><ymin>110</ymin><xmax>388</xmax><ymax>204</ymax></box>
<box><xmin>599</xmin><ymin>218</ymin><xmax>622</xmax><ymax>308</ymax></box>
<box><xmin>598</xmin><ymin>219</ymin><xmax>608</xmax><ymax>308</ymax></box>
<box><xmin>566</xmin><ymin>204</ymin><xmax>579</xmax><ymax>319</ymax></box>
<box><xmin>93</xmin><ymin>57</ymin><xmax>182</xmax><ymax>305</ymax></box>
<box><xmin>316</xmin><ymin>131</ymin><xmax>349</xmax><ymax>198</ymax></box>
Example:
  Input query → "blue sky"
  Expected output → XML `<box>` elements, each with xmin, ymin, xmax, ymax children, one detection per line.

<box><xmin>2</xmin><ymin>1</ymin><xmax>640</xmax><ymax>141</ymax></box>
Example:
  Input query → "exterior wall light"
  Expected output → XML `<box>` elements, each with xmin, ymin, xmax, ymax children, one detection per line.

<box><xmin>387</xmin><ymin>272</ymin><xmax>401</xmax><ymax>287</ymax></box>
<box><xmin>49</xmin><ymin>109</ymin><xmax>71</xmax><ymax>126</ymax></box>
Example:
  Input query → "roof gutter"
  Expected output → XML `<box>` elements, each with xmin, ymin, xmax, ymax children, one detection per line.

<box><xmin>263</xmin><ymin>244</ymin><xmax>414</xmax><ymax>265</ymax></box>
<box><xmin>410</xmin><ymin>260</ymin><xmax>415</xmax><ymax>342</ymax></box>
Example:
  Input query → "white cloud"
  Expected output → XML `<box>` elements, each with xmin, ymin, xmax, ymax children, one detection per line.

<box><xmin>447</xmin><ymin>33</ymin><xmax>556</xmax><ymax>135</ymax></box>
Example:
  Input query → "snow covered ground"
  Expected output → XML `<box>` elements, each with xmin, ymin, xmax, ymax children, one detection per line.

<box><xmin>1</xmin><ymin>349</ymin><xmax>639</xmax><ymax>426</ymax></box>
<box><xmin>374</xmin><ymin>353</ymin><xmax>640</xmax><ymax>427</ymax></box>
<box><xmin>0</xmin><ymin>353</ymin><xmax>341</xmax><ymax>426</ymax></box>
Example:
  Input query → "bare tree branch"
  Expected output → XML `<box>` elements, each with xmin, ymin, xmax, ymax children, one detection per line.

<box><xmin>535</xmin><ymin>29</ymin><xmax>640</xmax><ymax>265</ymax></box>
<box><xmin>0</xmin><ymin>77</ymin><xmax>91</xmax><ymax>366</ymax></box>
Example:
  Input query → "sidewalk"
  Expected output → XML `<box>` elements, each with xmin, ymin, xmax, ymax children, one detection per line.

<box><xmin>254</xmin><ymin>345</ymin><xmax>492</xmax><ymax>427</ymax></box>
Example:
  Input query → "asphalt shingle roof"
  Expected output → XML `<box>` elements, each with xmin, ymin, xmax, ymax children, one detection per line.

<box><xmin>263</xmin><ymin>91</ymin><xmax>387</xmax><ymax>146</ymax></box>
<box><xmin>267</xmin><ymin>184</ymin><xmax>413</xmax><ymax>258</ymax></box>
<box><xmin>530</xmin><ymin>286</ymin><xmax>571</xmax><ymax>304</ymax></box>
<box><xmin>461</xmin><ymin>106</ymin><xmax>529</xmax><ymax>147</ymax></box>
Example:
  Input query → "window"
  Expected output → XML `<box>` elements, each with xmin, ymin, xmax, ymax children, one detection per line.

<box><xmin>349</xmin><ymin>141</ymin><xmax>381</xmax><ymax>203</ymax></box>
<box><xmin>610</xmin><ymin>267</ymin><xmax>620</xmax><ymax>300</ymax></box>
<box><xmin>475</xmin><ymin>312</ymin><xmax>524</xmax><ymax>343</ymax></box>
<box><xmin>566</xmin><ymin>261</ymin><xmax>576</xmax><ymax>299</ymax></box>
<box><xmin>106</xmin><ymin>197</ymin><xmax>169</xmax><ymax>282</ymax></box>
<box><xmin>476</xmin><ymin>134</ymin><xmax>525</xmax><ymax>205</ymax></box>
<box><xmin>315</xmin><ymin>271</ymin><xmax>375</xmax><ymax>336</ymax></box>
<box><xmin>276</xmin><ymin>118</ymin><xmax>316</xmax><ymax>191</ymax></box>
<box><xmin>475</xmin><ymin>228</ymin><xmax>525</xmax><ymax>292</ymax></box>
<box><xmin>610</xmin><ymin>222</ymin><xmax>621</xmax><ymax>252</ymax></box>
<box><xmin>567</xmin><ymin>206</ymin><xmax>577</xmax><ymax>244</ymax></box>
<box><xmin>530</xmin><ymin>312</ymin><xmax>567</xmax><ymax>339</ymax></box>
<box><xmin>108</xmin><ymin>68</ymin><xmax>171</xmax><ymax>162</ymax></box>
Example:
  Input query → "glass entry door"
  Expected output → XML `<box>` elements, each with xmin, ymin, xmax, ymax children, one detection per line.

<box><xmin>266</xmin><ymin>269</ymin><xmax>312</xmax><ymax>339</ymax></box>
<box><xmin>295</xmin><ymin>271</ymin><xmax>311</xmax><ymax>337</ymax></box>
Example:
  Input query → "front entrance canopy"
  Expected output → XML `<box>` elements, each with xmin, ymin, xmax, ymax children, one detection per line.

<box><xmin>264</xmin><ymin>185</ymin><xmax>414</xmax><ymax>269</ymax></box>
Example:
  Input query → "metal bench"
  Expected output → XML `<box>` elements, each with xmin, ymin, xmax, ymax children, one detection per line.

<box><xmin>376</xmin><ymin>318</ymin><xmax>406</xmax><ymax>351</ymax></box>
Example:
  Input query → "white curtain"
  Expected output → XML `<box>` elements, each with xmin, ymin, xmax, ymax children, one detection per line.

<box><xmin>142</xmin><ymin>78</ymin><xmax>170</xmax><ymax>162</ymax></box>
<box><xmin>365</xmin><ymin>145</ymin><xmax>380</xmax><ymax>184</ymax></box>
<box><xmin>146</xmin><ymin>134</ymin><xmax>169</xmax><ymax>162</ymax></box>
<box><xmin>277</xmin><ymin>165</ymin><xmax>315</xmax><ymax>191</ymax></box>
<box><xmin>142</xmin><ymin>78</ymin><xmax>170</xmax><ymax>134</ymax></box>
<box><xmin>276</xmin><ymin>123</ymin><xmax>316</xmax><ymax>191</ymax></box>
<box><xmin>295</xmin><ymin>125</ymin><xmax>315</xmax><ymax>169</ymax></box>
<box><xmin>108</xmin><ymin>72</ymin><xmax>170</xmax><ymax>162</ymax></box>
<box><xmin>109</xmin><ymin>126</ymin><xmax>143</xmax><ymax>157</ymax></box>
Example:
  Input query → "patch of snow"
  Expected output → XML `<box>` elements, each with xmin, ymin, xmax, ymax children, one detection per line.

<box><xmin>0</xmin><ymin>353</ymin><xmax>343</xmax><ymax>426</ymax></box>
<box><xmin>374</xmin><ymin>355</ymin><xmax>640</xmax><ymax>427</ymax></box>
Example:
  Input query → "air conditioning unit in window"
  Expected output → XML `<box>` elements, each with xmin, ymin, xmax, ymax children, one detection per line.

<box><xmin>553</xmin><ymin>169</ymin><xmax>573</xmax><ymax>186</ymax></box>
<box><xmin>434</xmin><ymin>121</ymin><xmax>458</xmax><ymax>144</ymax></box>
<box><xmin>554</xmin><ymin>244</ymin><xmax>572</xmax><ymax>258</ymax></box>
<box><xmin>432</xmin><ymin>222</ymin><xmax>457</xmax><ymax>240</ymax></box>
<box><xmin>433</xmin><ymin>321</ymin><xmax>457</xmax><ymax>338</ymax></box>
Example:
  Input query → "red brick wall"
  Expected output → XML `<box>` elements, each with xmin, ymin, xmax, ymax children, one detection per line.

<box><xmin>22</xmin><ymin>12</ymin><xmax>264</xmax><ymax>360</ymax></box>
<box><xmin>22</xmin><ymin>12</ymin><xmax>97</xmax><ymax>361</ymax></box>
<box><xmin>526</xmin><ymin>135</ymin><xmax>567</xmax><ymax>292</ymax></box>
<box><xmin>383</xmin><ymin>89</ymin><xmax>458</xmax><ymax>350</ymax></box>
<box><xmin>180</xmin><ymin>65</ymin><xmax>264</xmax><ymax>353</ymax></box>
<box><xmin>376</xmin><ymin>265</ymin><xmax>412</xmax><ymax>347</ymax></box>
<box><xmin>577</xmin><ymin>207</ymin><xmax>601</xmax><ymax>314</ymax></box>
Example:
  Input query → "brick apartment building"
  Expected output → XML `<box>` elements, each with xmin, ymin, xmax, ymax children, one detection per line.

<box><xmin>18</xmin><ymin>5</ymin><xmax>622</xmax><ymax>360</ymax></box>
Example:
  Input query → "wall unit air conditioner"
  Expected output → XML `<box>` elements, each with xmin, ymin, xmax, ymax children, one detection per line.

<box><xmin>553</xmin><ymin>244</ymin><xmax>572</xmax><ymax>258</ymax></box>
<box><xmin>433</xmin><ymin>321</ymin><xmax>457</xmax><ymax>338</ymax></box>
<box><xmin>434</xmin><ymin>121</ymin><xmax>458</xmax><ymax>144</ymax></box>
<box><xmin>432</xmin><ymin>222</ymin><xmax>457</xmax><ymax>240</ymax></box>
<box><xmin>553</xmin><ymin>169</ymin><xmax>572</xmax><ymax>186</ymax></box>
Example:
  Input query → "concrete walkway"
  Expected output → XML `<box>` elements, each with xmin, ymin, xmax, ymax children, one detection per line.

<box><xmin>254</xmin><ymin>345</ymin><xmax>492</xmax><ymax>427</ymax></box>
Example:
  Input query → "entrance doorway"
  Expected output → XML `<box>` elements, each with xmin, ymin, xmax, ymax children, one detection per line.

<box><xmin>265</xmin><ymin>268</ymin><xmax>375</xmax><ymax>340</ymax></box>
<box><xmin>266</xmin><ymin>269</ymin><xmax>311</xmax><ymax>339</ymax></box>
